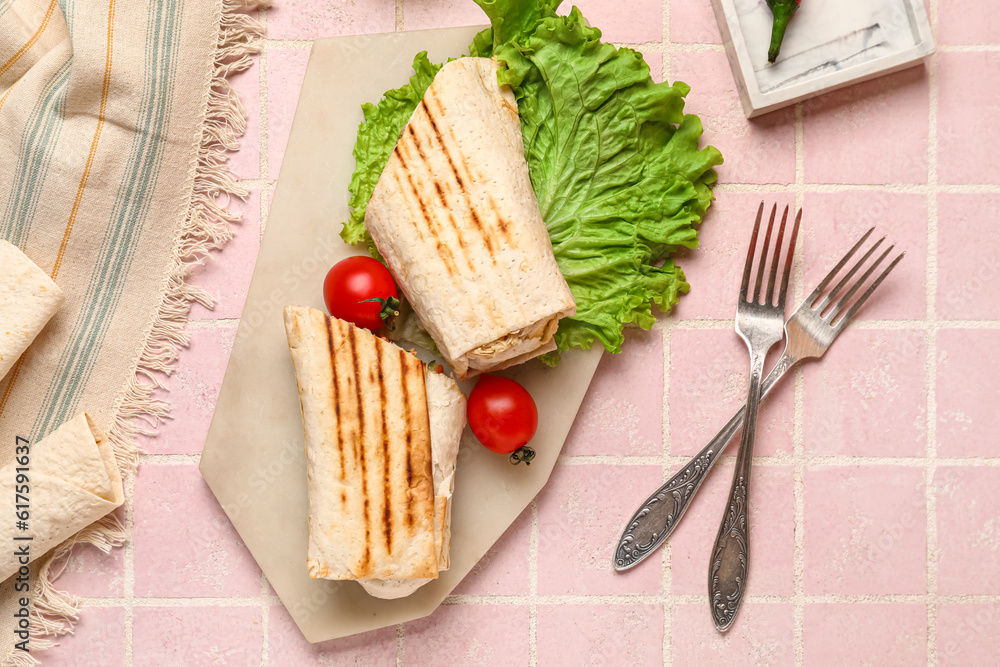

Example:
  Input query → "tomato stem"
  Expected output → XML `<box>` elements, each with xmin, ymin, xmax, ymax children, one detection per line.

<box><xmin>359</xmin><ymin>295</ymin><xmax>401</xmax><ymax>329</ymax></box>
<box><xmin>509</xmin><ymin>446</ymin><xmax>536</xmax><ymax>466</ymax></box>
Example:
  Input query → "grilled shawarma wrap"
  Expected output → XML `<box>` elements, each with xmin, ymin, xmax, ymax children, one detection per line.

<box><xmin>283</xmin><ymin>306</ymin><xmax>465</xmax><ymax>594</ymax></box>
<box><xmin>364</xmin><ymin>57</ymin><xmax>576</xmax><ymax>380</ymax></box>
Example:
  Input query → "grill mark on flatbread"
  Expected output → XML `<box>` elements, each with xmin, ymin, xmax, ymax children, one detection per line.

<box><xmin>421</xmin><ymin>94</ymin><xmax>498</xmax><ymax>259</ymax></box>
<box><xmin>391</xmin><ymin>143</ymin><xmax>425</xmax><ymax>243</ymax></box>
<box><xmin>376</xmin><ymin>349</ymin><xmax>392</xmax><ymax>554</ymax></box>
<box><xmin>408</xmin><ymin>124</ymin><xmax>476</xmax><ymax>267</ymax></box>
<box><xmin>398</xmin><ymin>158</ymin><xmax>459</xmax><ymax>278</ymax></box>
<box><xmin>348</xmin><ymin>326</ymin><xmax>372</xmax><ymax>573</ymax></box>
<box><xmin>399</xmin><ymin>349</ymin><xmax>415</xmax><ymax>531</ymax></box>
<box><xmin>487</xmin><ymin>193</ymin><xmax>514</xmax><ymax>244</ymax></box>
<box><xmin>323</xmin><ymin>317</ymin><xmax>346</xmax><ymax>481</ymax></box>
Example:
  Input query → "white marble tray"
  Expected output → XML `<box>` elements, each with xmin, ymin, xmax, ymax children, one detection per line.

<box><xmin>199</xmin><ymin>26</ymin><xmax>602</xmax><ymax>643</ymax></box>
<box><xmin>711</xmin><ymin>0</ymin><xmax>934</xmax><ymax>117</ymax></box>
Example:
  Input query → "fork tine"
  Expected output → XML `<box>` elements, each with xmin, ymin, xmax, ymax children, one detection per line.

<box><xmin>807</xmin><ymin>227</ymin><xmax>875</xmax><ymax>306</ymax></box>
<box><xmin>741</xmin><ymin>202</ymin><xmax>765</xmax><ymax>301</ymax></box>
<box><xmin>827</xmin><ymin>244</ymin><xmax>895</xmax><ymax>323</ymax></box>
<box><xmin>766</xmin><ymin>206</ymin><xmax>789</xmax><ymax>305</ymax></box>
<box><xmin>817</xmin><ymin>236</ymin><xmax>885</xmax><ymax>314</ymax></box>
<box><xmin>754</xmin><ymin>204</ymin><xmax>777</xmax><ymax>303</ymax></box>
<box><xmin>835</xmin><ymin>252</ymin><xmax>906</xmax><ymax>329</ymax></box>
<box><xmin>777</xmin><ymin>208</ymin><xmax>801</xmax><ymax>308</ymax></box>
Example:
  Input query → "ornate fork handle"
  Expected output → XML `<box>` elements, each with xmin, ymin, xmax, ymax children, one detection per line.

<box><xmin>614</xmin><ymin>353</ymin><xmax>794</xmax><ymax>571</ymax></box>
<box><xmin>709</xmin><ymin>346</ymin><xmax>768</xmax><ymax>631</ymax></box>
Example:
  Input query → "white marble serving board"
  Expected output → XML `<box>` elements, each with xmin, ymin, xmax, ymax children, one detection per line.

<box><xmin>198</xmin><ymin>26</ymin><xmax>603</xmax><ymax>643</ymax></box>
<box><xmin>711</xmin><ymin>0</ymin><xmax>934</xmax><ymax>116</ymax></box>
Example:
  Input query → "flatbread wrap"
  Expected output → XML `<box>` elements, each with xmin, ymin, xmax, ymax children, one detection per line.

<box><xmin>0</xmin><ymin>240</ymin><xmax>65</xmax><ymax>380</ymax></box>
<box><xmin>283</xmin><ymin>306</ymin><xmax>466</xmax><ymax>595</ymax></box>
<box><xmin>0</xmin><ymin>413</ymin><xmax>125</xmax><ymax>582</ymax></box>
<box><xmin>364</xmin><ymin>57</ymin><xmax>576</xmax><ymax>380</ymax></box>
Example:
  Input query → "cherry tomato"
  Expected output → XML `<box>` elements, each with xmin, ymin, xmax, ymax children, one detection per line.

<box><xmin>323</xmin><ymin>257</ymin><xmax>399</xmax><ymax>331</ymax></box>
<box><xmin>467</xmin><ymin>375</ymin><xmax>538</xmax><ymax>455</ymax></box>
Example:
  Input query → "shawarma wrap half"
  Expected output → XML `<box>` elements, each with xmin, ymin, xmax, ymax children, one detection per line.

<box><xmin>364</xmin><ymin>57</ymin><xmax>576</xmax><ymax>380</ymax></box>
<box><xmin>0</xmin><ymin>413</ymin><xmax>125</xmax><ymax>582</ymax></box>
<box><xmin>283</xmin><ymin>306</ymin><xmax>465</xmax><ymax>597</ymax></box>
<box><xmin>0</xmin><ymin>240</ymin><xmax>65</xmax><ymax>380</ymax></box>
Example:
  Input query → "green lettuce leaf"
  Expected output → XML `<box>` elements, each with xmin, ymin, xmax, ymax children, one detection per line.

<box><xmin>340</xmin><ymin>51</ymin><xmax>442</xmax><ymax>254</ymax></box>
<box><xmin>486</xmin><ymin>3</ymin><xmax>723</xmax><ymax>359</ymax></box>
<box><xmin>340</xmin><ymin>0</ymin><xmax>723</xmax><ymax>362</ymax></box>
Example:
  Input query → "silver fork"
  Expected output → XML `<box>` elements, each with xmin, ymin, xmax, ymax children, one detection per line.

<box><xmin>612</xmin><ymin>223</ymin><xmax>905</xmax><ymax>581</ymax></box>
<box><xmin>709</xmin><ymin>202</ymin><xmax>799</xmax><ymax>631</ymax></box>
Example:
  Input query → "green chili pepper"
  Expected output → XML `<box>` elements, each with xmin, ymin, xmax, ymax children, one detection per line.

<box><xmin>766</xmin><ymin>0</ymin><xmax>801</xmax><ymax>64</ymax></box>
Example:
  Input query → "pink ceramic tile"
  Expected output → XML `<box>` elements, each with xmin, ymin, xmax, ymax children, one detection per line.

<box><xmin>269</xmin><ymin>605</ymin><xmax>397</xmax><ymax>666</ymax></box>
<box><xmin>228</xmin><ymin>60</ymin><xmax>260</xmax><ymax>180</ymax></box>
<box><xmin>54</xmin><ymin>534</ymin><xmax>125</xmax><ymax>596</ymax></box>
<box><xmin>936</xmin><ymin>330</ymin><xmax>1000</xmax><ymax>458</ymax></box>
<box><xmin>564</xmin><ymin>328</ymin><xmax>662</xmax><ymax>456</ymax></box>
<box><xmin>938</xmin><ymin>53</ymin><xmax>1000</xmax><ymax>184</ymax></box>
<box><xmin>537</xmin><ymin>464</ymin><xmax>663</xmax><ymax>595</ymax></box>
<box><xmin>936</xmin><ymin>466</ymin><xmax>1000</xmax><ymax>595</ymax></box>
<box><xmin>671</xmin><ymin>0</ymin><xmax>722</xmax><ymax>43</ymax></box>
<box><xmin>134</xmin><ymin>463</ymin><xmax>261</xmax><ymax>597</ymax></box>
<box><xmin>453</xmin><ymin>506</ymin><xmax>530</xmax><ymax>595</ymax></box>
<box><xmin>802</xmin><ymin>67</ymin><xmax>929</xmax><ymax>184</ymax></box>
<box><xmin>937</xmin><ymin>603</ymin><xmax>1000</xmax><ymax>667</ymax></box>
<box><xmin>267</xmin><ymin>0</ymin><xmax>395</xmax><ymax>40</ymax></box>
<box><xmin>936</xmin><ymin>193</ymin><xmax>1000</xmax><ymax>320</ymax></box>
<box><xmin>670</xmin><ymin>51</ymin><xmax>796</xmax><ymax>185</ymax></box>
<box><xmin>802</xmin><ymin>329</ymin><xmax>927</xmax><ymax>457</ymax></box>
<box><xmin>403</xmin><ymin>0</ymin><xmax>487</xmax><ymax>30</ymax></box>
<box><xmin>802</xmin><ymin>190</ymin><xmax>927</xmax><ymax>321</ymax></box>
<box><xmin>132</xmin><ymin>606</ymin><xmax>262</xmax><ymax>666</ymax></box>
<box><xmin>938</xmin><ymin>0</ymin><xmax>1000</xmax><ymax>44</ymax></box>
<box><xmin>670</xmin><ymin>464</ymin><xmax>794</xmax><ymax>595</ymax></box>
<box><xmin>42</xmin><ymin>607</ymin><xmax>125</xmax><ymax>667</ymax></box>
<box><xmin>536</xmin><ymin>604</ymin><xmax>663</xmax><ymax>665</ymax></box>
<box><xmin>405</xmin><ymin>604</ymin><xmax>529</xmax><ymax>665</ymax></box>
<box><xmin>669</xmin><ymin>328</ymin><xmax>794</xmax><ymax>458</ymax></box>
<box><xmin>267</xmin><ymin>49</ymin><xmax>311</xmax><ymax>181</ymax></box>
<box><xmin>803</xmin><ymin>603</ymin><xmax>927</xmax><ymax>665</ymax></box>
<box><xmin>644</xmin><ymin>51</ymin><xmax>663</xmax><ymax>83</ymax></box>
<box><xmin>673</xmin><ymin>192</ymin><xmax>796</xmax><ymax>320</ymax></box>
<box><xmin>671</xmin><ymin>603</ymin><xmax>794</xmax><ymax>665</ymax></box>
<box><xmin>189</xmin><ymin>191</ymin><xmax>262</xmax><ymax>320</ymax></box>
<box><xmin>804</xmin><ymin>465</ymin><xmax>926</xmax><ymax>594</ymax></box>
<box><xmin>561</xmin><ymin>0</ymin><xmax>663</xmax><ymax>43</ymax></box>
<box><xmin>138</xmin><ymin>325</ymin><xmax>237</xmax><ymax>455</ymax></box>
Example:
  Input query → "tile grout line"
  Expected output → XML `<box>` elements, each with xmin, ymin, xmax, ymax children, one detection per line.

<box><xmin>83</xmin><ymin>591</ymin><xmax>1000</xmax><ymax>607</ymax></box>
<box><xmin>258</xmin><ymin>7</ymin><xmax>271</xmax><ymax>237</ymax></box>
<box><xmin>792</xmin><ymin>99</ymin><xmax>806</xmax><ymax>667</ymax></box>
<box><xmin>661</xmin><ymin>321</ymin><xmax>674</xmax><ymax>666</ymax></box>
<box><xmin>660</xmin><ymin>2</ymin><xmax>674</xmax><ymax>662</ymax></box>
<box><xmin>528</xmin><ymin>499</ymin><xmax>539</xmax><ymax>667</ymax></box>
<box><xmin>123</xmin><ymin>467</ymin><xmax>135</xmax><ymax>667</ymax></box>
<box><xmin>925</xmin><ymin>0</ymin><xmax>940</xmax><ymax>661</ymax></box>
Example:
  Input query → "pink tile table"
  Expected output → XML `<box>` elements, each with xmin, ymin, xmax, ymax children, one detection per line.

<box><xmin>50</xmin><ymin>0</ymin><xmax>1000</xmax><ymax>664</ymax></box>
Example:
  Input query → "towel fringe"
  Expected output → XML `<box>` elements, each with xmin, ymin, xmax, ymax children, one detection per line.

<box><xmin>16</xmin><ymin>0</ymin><xmax>268</xmax><ymax>660</ymax></box>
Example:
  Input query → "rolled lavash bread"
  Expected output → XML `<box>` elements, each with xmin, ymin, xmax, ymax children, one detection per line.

<box><xmin>283</xmin><ymin>306</ymin><xmax>466</xmax><ymax>595</ymax></box>
<box><xmin>359</xmin><ymin>370</ymin><xmax>466</xmax><ymax>599</ymax></box>
<box><xmin>364</xmin><ymin>57</ymin><xmax>576</xmax><ymax>381</ymax></box>
<box><xmin>0</xmin><ymin>240</ymin><xmax>65</xmax><ymax>380</ymax></box>
<box><xmin>0</xmin><ymin>413</ymin><xmax>125</xmax><ymax>582</ymax></box>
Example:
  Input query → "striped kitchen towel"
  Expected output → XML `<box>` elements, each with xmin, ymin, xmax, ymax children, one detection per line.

<box><xmin>0</xmin><ymin>0</ymin><xmax>264</xmax><ymax>662</ymax></box>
